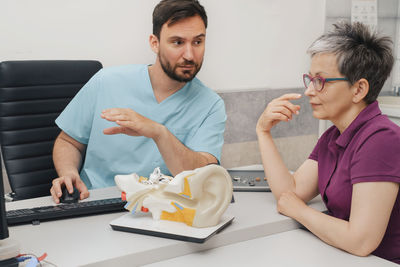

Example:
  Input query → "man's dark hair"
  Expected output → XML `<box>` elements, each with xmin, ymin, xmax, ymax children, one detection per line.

<box><xmin>153</xmin><ymin>0</ymin><xmax>207</xmax><ymax>39</ymax></box>
<box><xmin>308</xmin><ymin>22</ymin><xmax>394</xmax><ymax>104</ymax></box>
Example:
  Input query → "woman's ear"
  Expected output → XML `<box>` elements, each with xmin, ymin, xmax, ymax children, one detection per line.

<box><xmin>352</xmin><ymin>78</ymin><xmax>369</xmax><ymax>103</ymax></box>
<box><xmin>149</xmin><ymin>34</ymin><xmax>160</xmax><ymax>54</ymax></box>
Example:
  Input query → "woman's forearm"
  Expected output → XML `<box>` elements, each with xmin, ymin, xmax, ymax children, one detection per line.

<box><xmin>257</xmin><ymin>130</ymin><xmax>296</xmax><ymax>200</ymax></box>
<box><xmin>295</xmin><ymin>206</ymin><xmax>376</xmax><ymax>257</ymax></box>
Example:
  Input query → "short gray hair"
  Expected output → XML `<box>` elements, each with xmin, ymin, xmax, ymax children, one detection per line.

<box><xmin>307</xmin><ymin>22</ymin><xmax>394</xmax><ymax>104</ymax></box>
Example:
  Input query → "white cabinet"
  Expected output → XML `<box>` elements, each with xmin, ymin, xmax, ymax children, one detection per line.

<box><xmin>378</xmin><ymin>96</ymin><xmax>400</xmax><ymax>126</ymax></box>
<box><xmin>381</xmin><ymin>106</ymin><xmax>400</xmax><ymax>125</ymax></box>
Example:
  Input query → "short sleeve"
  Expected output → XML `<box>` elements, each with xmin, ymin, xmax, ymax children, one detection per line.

<box><xmin>309</xmin><ymin>139</ymin><xmax>320</xmax><ymax>162</ymax></box>
<box><xmin>351</xmin><ymin>128</ymin><xmax>400</xmax><ymax>184</ymax></box>
<box><xmin>185</xmin><ymin>98</ymin><xmax>226</xmax><ymax>162</ymax></box>
<box><xmin>55</xmin><ymin>70</ymin><xmax>102</xmax><ymax>144</ymax></box>
<box><xmin>309</xmin><ymin>126</ymin><xmax>337</xmax><ymax>162</ymax></box>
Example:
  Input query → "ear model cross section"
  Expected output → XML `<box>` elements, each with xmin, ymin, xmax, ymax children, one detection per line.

<box><xmin>115</xmin><ymin>165</ymin><xmax>233</xmax><ymax>228</ymax></box>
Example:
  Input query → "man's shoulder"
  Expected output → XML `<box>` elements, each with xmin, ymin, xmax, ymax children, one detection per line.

<box><xmin>189</xmin><ymin>78</ymin><xmax>222</xmax><ymax>100</ymax></box>
<box><xmin>98</xmin><ymin>64</ymin><xmax>146</xmax><ymax>78</ymax></box>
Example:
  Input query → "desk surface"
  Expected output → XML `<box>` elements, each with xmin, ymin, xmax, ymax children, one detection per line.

<box><xmin>6</xmin><ymin>186</ymin><xmax>392</xmax><ymax>266</ymax></box>
<box><xmin>144</xmin><ymin>229</ymin><xmax>397</xmax><ymax>267</ymax></box>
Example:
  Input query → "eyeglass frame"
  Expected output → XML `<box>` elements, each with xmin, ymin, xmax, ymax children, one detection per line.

<box><xmin>303</xmin><ymin>73</ymin><xmax>349</xmax><ymax>92</ymax></box>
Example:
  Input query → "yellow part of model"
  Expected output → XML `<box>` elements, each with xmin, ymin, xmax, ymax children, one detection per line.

<box><xmin>160</xmin><ymin>202</ymin><xmax>196</xmax><ymax>226</ymax></box>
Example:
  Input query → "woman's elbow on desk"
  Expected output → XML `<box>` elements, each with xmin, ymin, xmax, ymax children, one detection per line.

<box><xmin>326</xmin><ymin>216</ymin><xmax>384</xmax><ymax>257</ymax></box>
<box><xmin>343</xmin><ymin>233</ymin><xmax>381</xmax><ymax>257</ymax></box>
<box><xmin>281</xmin><ymin>200</ymin><xmax>384</xmax><ymax>258</ymax></box>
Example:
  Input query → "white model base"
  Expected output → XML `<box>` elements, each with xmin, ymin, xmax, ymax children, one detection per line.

<box><xmin>110</xmin><ymin>212</ymin><xmax>235</xmax><ymax>243</ymax></box>
<box><xmin>0</xmin><ymin>238</ymin><xmax>20</xmax><ymax>261</ymax></box>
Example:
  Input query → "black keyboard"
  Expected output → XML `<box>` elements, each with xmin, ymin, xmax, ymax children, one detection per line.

<box><xmin>6</xmin><ymin>197</ymin><xmax>127</xmax><ymax>225</ymax></box>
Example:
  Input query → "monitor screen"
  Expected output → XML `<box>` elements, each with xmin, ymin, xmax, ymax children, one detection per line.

<box><xmin>0</xmin><ymin>168</ymin><xmax>9</xmax><ymax>240</ymax></box>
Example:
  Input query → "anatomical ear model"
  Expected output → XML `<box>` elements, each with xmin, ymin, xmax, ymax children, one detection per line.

<box><xmin>115</xmin><ymin>165</ymin><xmax>233</xmax><ymax>228</ymax></box>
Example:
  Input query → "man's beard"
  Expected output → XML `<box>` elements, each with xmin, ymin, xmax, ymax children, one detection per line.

<box><xmin>159</xmin><ymin>53</ymin><xmax>202</xmax><ymax>83</ymax></box>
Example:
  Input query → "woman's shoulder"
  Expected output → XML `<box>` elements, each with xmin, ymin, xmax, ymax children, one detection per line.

<box><xmin>352</xmin><ymin>116</ymin><xmax>400</xmax><ymax>157</ymax></box>
<box><xmin>358</xmin><ymin>115</ymin><xmax>400</xmax><ymax>143</ymax></box>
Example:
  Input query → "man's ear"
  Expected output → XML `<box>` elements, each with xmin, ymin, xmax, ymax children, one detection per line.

<box><xmin>149</xmin><ymin>34</ymin><xmax>160</xmax><ymax>54</ymax></box>
<box><xmin>352</xmin><ymin>78</ymin><xmax>369</xmax><ymax>103</ymax></box>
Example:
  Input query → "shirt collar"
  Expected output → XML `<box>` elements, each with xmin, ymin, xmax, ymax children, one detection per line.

<box><xmin>335</xmin><ymin>101</ymin><xmax>381</xmax><ymax>148</ymax></box>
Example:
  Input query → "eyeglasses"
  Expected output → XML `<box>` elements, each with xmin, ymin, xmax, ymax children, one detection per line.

<box><xmin>303</xmin><ymin>74</ymin><xmax>348</xmax><ymax>92</ymax></box>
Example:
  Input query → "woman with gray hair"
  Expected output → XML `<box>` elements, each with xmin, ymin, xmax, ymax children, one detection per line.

<box><xmin>257</xmin><ymin>22</ymin><xmax>400</xmax><ymax>264</ymax></box>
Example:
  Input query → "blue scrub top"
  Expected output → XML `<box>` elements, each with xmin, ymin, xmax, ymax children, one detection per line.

<box><xmin>55</xmin><ymin>64</ymin><xmax>226</xmax><ymax>189</ymax></box>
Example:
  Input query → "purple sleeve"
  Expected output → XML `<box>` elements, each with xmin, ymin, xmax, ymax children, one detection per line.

<box><xmin>308</xmin><ymin>127</ymin><xmax>334</xmax><ymax>162</ymax></box>
<box><xmin>351</xmin><ymin>129</ymin><xmax>400</xmax><ymax>184</ymax></box>
<box><xmin>309</xmin><ymin>140</ymin><xmax>319</xmax><ymax>161</ymax></box>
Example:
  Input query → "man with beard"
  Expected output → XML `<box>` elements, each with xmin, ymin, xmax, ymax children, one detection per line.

<box><xmin>50</xmin><ymin>0</ymin><xmax>226</xmax><ymax>203</ymax></box>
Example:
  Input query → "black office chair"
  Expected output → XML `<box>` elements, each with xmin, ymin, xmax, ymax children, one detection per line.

<box><xmin>0</xmin><ymin>60</ymin><xmax>102</xmax><ymax>200</ymax></box>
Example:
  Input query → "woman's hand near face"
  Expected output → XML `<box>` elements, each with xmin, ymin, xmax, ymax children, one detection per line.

<box><xmin>256</xmin><ymin>93</ymin><xmax>314</xmax><ymax>204</ymax></box>
<box><xmin>256</xmin><ymin>93</ymin><xmax>302</xmax><ymax>133</ymax></box>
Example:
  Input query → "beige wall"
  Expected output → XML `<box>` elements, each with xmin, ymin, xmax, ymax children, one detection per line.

<box><xmin>221</xmin><ymin>135</ymin><xmax>318</xmax><ymax>171</ymax></box>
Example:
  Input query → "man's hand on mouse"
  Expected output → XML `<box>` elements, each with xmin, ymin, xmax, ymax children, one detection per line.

<box><xmin>50</xmin><ymin>174</ymin><xmax>89</xmax><ymax>204</ymax></box>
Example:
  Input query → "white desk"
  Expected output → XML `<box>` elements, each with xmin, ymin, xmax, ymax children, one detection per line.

<box><xmin>144</xmin><ymin>229</ymin><xmax>397</xmax><ymax>267</ymax></box>
<box><xmin>6</xmin><ymin>186</ymin><xmax>392</xmax><ymax>266</ymax></box>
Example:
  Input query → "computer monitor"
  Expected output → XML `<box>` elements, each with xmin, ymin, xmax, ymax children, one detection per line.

<box><xmin>0</xmin><ymin>163</ymin><xmax>19</xmax><ymax>264</ymax></box>
<box><xmin>0</xmin><ymin>168</ymin><xmax>8</xmax><ymax>240</ymax></box>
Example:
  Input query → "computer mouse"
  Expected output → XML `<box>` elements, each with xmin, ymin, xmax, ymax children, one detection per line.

<box><xmin>60</xmin><ymin>187</ymin><xmax>80</xmax><ymax>203</ymax></box>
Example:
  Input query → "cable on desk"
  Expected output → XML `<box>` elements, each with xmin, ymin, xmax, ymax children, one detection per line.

<box><xmin>16</xmin><ymin>252</ymin><xmax>49</xmax><ymax>267</ymax></box>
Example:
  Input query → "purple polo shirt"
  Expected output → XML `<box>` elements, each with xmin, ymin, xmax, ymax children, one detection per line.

<box><xmin>309</xmin><ymin>101</ymin><xmax>400</xmax><ymax>264</ymax></box>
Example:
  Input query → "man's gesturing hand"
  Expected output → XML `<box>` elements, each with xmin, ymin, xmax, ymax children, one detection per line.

<box><xmin>101</xmin><ymin>108</ymin><xmax>163</xmax><ymax>139</ymax></box>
